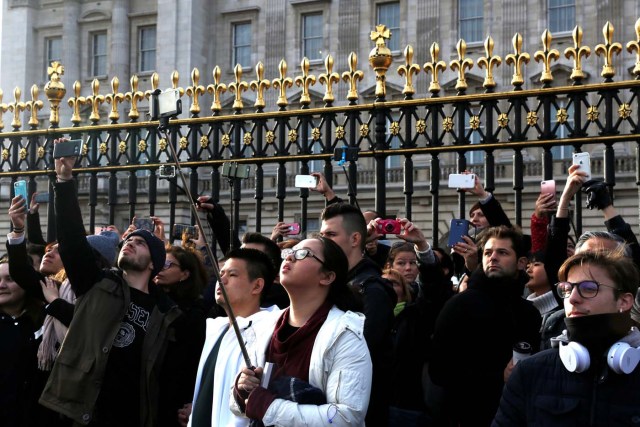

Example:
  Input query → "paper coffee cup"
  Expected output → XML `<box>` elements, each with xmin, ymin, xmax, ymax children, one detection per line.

<box><xmin>512</xmin><ymin>341</ymin><xmax>532</xmax><ymax>365</ymax></box>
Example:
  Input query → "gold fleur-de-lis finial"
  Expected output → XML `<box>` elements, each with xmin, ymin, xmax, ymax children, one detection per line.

<box><xmin>477</xmin><ymin>36</ymin><xmax>502</xmax><ymax>90</ymax></box>
<box><xmin>450</xmin><ymin>39</ymin><xmax>474</xmax><ymax>92</ymax></box>
<box><xmin>228</xmin><ymin>64</ymin><xmax>249</xmax><ymax>111</ymax></box>
<box><xmin>564</xmin><ymin>26</ymin><xmax>591</xmax><ymax>82</ymax></box>
<box><xmin>85</xmin><ymin>79</ymin><xmax>105</xmax><ymax>123</ymax></box>
<box><xmin>125</xmin><ymin>75</ymin><xmax>145</xmax><ymax>120</ymax></box>
<box><xmin>318</xmin><ymin>55</ymin><xmax>340</xmax><ymax>104</ymax></box>
<box><xmin>186</xmin><ymin>68</ymin><xmax>206</xmax><ymax>114</ymax></box>
<box><xmin>272</xmin><ymin>59</ymin><xmax>293</xmax><ymax>108</ymax></box>
<box><xmin>8</xmin><ymin>87</ymin><xmax>26</xmax><ymax>129</ymax></box>
<box><xmin>295</xmin><ymin>57</ymin><xmax>317</xmax><ymax>106</ymax></box>
<box><xmin>0</xmin><ymin>90</ymin><xmax>10</xmax><ymax>130</ymax></box>
<box><xmin>144</xmin><ymin>72</ymin><xmax>160</xmax><ymax>101</ymax></box>
<box><xmin>505</xmin><ymin>33</ymin><xmax>531</xmax><ymax>88</ymax></box>
<box><xmin>25</xmin><ymin>85</ymin><xmax>44</xmax><ymax>127</ymax></box>
<box><xmin>170</xmin><ymin>71</ymin><xmax>185</xmax><ymax>97</ymax></box>
<box><xmin>68</xmin><ymin>81</ymin><xmax>86</xmax><ymax>125</ymax></box>
<box><xmin>423</xmin><ymin>42</ymin><xmax>447</xmax><ymax>94</ymax></box>
<box><xmin>249</xmin><ymin>61</ymin><xmax>271</xmax><ymax>109</ymax></box>
<box><xmin>105</xmin><ymin>77</ymin><xmax>125</xmax><ymax>121</ymax></box>
<box><xmin>534</xmin><ymin>30</ymin><xmax>560</xmax><ymax>84</ymax></box>
<box><xmin>206</xmin><ymin>66</ymin><xmax>227</xmax><ymax>113</ymax></box>
<box><xmin>595</xmin><ymin>21</ymin><xmax>622</xmax><ymax>79</ymax></box>
<box><xmin>44</xmin><ymin>60</ymin><xmax>66</xmax><ymax>125</ymax></box>
<box><xmin>397</xmin><ymin>45</ymin><xmax>421</xmax><ymax>96</ymax></box>
<box><xmin>342</xmin><ymin>52</ymin><xmax>364</xmax><ymax>102</ymax></box>
<box><xmin>626</xmin><ymin>18</ymin><xmax>640</xmax><ymax>77</ymax></box>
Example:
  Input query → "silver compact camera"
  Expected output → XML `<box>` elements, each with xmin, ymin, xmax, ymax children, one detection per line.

<box><xmin>150</xmin><ymin>88</ymin><xmax>182</xmax><ymax>120</ymax></box>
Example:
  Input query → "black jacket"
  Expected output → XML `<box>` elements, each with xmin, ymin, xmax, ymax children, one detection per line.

<box><xmin>429</xmin><ymin>268</ymin><xmax>542</xmax><ymax>427</ymax></box>
<box><xmin>493</xmin><ymin>347</ymin><xmax>640</xmax><ymax>426</ymax></box>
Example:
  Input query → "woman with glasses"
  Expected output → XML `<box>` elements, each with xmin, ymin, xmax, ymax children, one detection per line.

<box><xmin>493</xmin><ymin>250</ymin><xmax>640</xmax><ymax>426</ymax></box>
<box><xmin>232</xmin><ymin>237</ymin><xmax>372</xmax><ymax>426</ymax></box>
<box><xmin>154</xmin><ymin>245</ymin><xmax>209</xmax><ymax>427</ymax></box>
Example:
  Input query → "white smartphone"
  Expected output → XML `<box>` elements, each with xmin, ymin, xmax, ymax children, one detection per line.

<box><xmin>448</xmin><ymin>173</ymin><xmax>475</xmax><ymax>189</ymax></box>
<box><xmin>572</xmin><ymin>152</ymin><xmax>591</xmax><ymax>180</ymax></box>
<box><xmin>294</xmin><ymin>175</ymin><xmax>317</xmax><ymax>188</ymax></box>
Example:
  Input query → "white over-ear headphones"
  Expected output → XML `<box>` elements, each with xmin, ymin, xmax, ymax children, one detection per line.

<box><xmin>559</xmin><ymin>340</ymin><xmax>640</xmax><ymax>374</ymax></box>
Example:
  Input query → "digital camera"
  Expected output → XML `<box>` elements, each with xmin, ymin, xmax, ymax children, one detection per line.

<box><xmin>376</xmin><ymin>219</ymin><xmax>401</xmax><ymax>235</ymax></box>
<box><xmin>150</xmin><ymin>88</ymin><xmax>182</xmax><ymax>120</ymax></box>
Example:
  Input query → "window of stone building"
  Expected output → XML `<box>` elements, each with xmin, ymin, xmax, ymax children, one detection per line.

<box><xmin>377</xmin><ymin>2</ymin><xmax>400</xmax><ymax>52</ymax></box>
<box><xmin>548</xmin><ymin>0</ymin><xmax>575</xmax><ymax>33</ymax></box>
<box><xmin>302</xmin><ymin>13</ymin><xmax>323</xmax><ymax>61</ymax></box>
<box><xmin>386</xmin><ymin>112</ymin><xmax>402</xmax><ymax>169</ymax></box>
<box><xmin>45</xmin><ymin>36</ymin><xmax>62</xmax><ymax>78</ymax></box>
<box><xmin>458</xmin><ymin>0</ymin><xmax>483</xmax><ymax>43</ymax></box>
<box><xmin>138</xmin><ymin>26</ymin><xmax>156</xmax><ymax>73</ymax></box>
<box><xmin>91</xmin><ymin>32</ymin><xmax>107</xmax><ymax>77</ymax></box>
<box><xmin>233</xmin><ymin>22</ymin><xmax>252</xmax><ymax>68</ymax></box>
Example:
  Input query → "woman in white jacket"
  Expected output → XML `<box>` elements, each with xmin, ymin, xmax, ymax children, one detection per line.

<box><xmin>233</xmin><ymin>236</ymin><xmax>372</xmax><ymax>427</ymax></box>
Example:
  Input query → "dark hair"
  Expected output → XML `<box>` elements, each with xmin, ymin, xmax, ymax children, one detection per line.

<box><xmin>479</xmin><ymin>225</ymin><xmax>527</xmax><ymax>258</ymax></box>
<box><xmin>0</xmin><ymin>256</ymin><xmax>44</xmax><ymax>326</ymax></box>
<box><xmin>469</xmin><ymin>202</ymin><xmax>482</xmax><ymax>217</ymax></box>
<box><xmin>242</xmin><ymin>232</ymin><xmax>282</xmax><ymax>273</ymax></box>
<box><xmin>164</xmin><ymin>246</ymin><xmax>209</xmax><ymax>303</ymax></box>
<box><xmin>26</xmin><ymin>243</ymin><xmax>46</xmax><ymax>265</ymax></box>
<box><xmin>320</xmin><ymin>203</ymin><xmax>367</xmax><ymax>251</ymax></box>
<box><xmin>225</xmin><ymin>247</ymin><xmax>276</xmax><ymax>301</ymax></box>
<box><xmin>315</xmin><ymin>236</ymin><xmax>359</xmax><ymax>312</ymax></box>
<box><xmin>385</xmin><ymin>242</ymin><xmax>416</xmax><ymax>270</ymax></box>
<box><xmin>558</xmin><ymin>250</ymin><xmax>639</xmax><ymax>297</ymax></box>
<box><xmin>433</xmin><ymin>246</ymin><xmax>454</xmax><ymax>279</ymax></box>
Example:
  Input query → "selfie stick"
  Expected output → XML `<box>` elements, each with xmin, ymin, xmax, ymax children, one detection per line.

<box><xmin>155</xmin><ymin>114</ymin><xmax>254</xmax><ymax>369</ymax></box>
<box><xmin>337</xmin><ymin>148</ymin><xmax>361</xmax><ymax>211</ymax></box>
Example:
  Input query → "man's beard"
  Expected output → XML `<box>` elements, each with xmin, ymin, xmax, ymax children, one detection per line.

<box><xmin>118</xmin><ymin>255</ymin><xmax>148</xmax><ymax>273</ymax></box>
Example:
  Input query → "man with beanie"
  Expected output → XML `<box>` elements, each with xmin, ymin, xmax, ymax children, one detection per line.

<box><xmin>39</xmin><ymin>139</ymin><xmax>183</xmax><ymax>427</ymax></box>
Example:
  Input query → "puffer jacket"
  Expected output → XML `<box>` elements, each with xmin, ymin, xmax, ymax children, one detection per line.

<box><xmin>493</xmin><ymin>344</ymin><xmax>640</xmax><ymax>426</ymax></box>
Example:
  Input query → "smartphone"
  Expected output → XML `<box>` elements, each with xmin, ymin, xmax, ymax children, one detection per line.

<box><xmin>540</xmin><ymin>179</ymin><xmax>556</xmax><ymax>195</ymax></box>
<box><xmin>34</xmin><ymin>192</ymin><xmax>50</xmax><ymax>204</ymax></box>
<box><xmin>172</xmin><ymin>224</ymin><xmax>198</xmax><ymax>241</ymax></box>
<box><xmin>448</xmin><ymin>218</ymin><xmax>471</xmax><ymax>247</ymax></box>
<box><xmin>133</xmin><ymin>217</ymin><xmax>155</xmax><ymax>232</ymax></box>
<box><xmin>221</xmin><ymin>162</ymin><xmax>251</xmax><ymax>179</ymax></box>
<box><xmin>284</xmin><ymin>223</ymin><xmax>301</xmax><ymax>235</ymax></box>
<box><xmin>294</xmin><ymin>175</ymin><xmax>317</xmax><ymax>188</ymax></box>
<box><xmin>333</xmin><ymin>146</ymin><xmax>359</xmax><ymax>162</ymax></box>
<box><xmin>572</xmin><ymin>152</ymin><xmax>591</xmax><ymax>180</ymax></box>
<box><xmin>53</xmin><ymin>139</ymin><xmax>83</xmax><ymax>159</ymax></box>
<box><xmin>448</xmin><ymin>173</ymin><xmax>476</xmax><ymax>189</ymax></box>
<box><xmin>14</xmin><ymin>180</ymin><xmax>28</xmax><ymax>206</ymax></box>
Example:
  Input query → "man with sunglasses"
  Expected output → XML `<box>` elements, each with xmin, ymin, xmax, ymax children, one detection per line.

<box><xmin>493</xmin><ymin>250</ymin><xmax>640</xmax><ymax>426</ymax></box>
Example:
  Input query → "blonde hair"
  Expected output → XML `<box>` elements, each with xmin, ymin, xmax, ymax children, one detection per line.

<box><xmin>383</xmin><ymin>268</ymin><xmax>413</xmax><ymax>304</ymax></box>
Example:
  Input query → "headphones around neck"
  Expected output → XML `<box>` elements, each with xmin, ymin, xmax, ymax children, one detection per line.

<box><xmin>559</xmin><ymin>339</ymin><xmax>640</xmax><ymax>374</ymax></box>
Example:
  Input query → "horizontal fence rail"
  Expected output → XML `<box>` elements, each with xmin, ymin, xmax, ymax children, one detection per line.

<box><xmin>1</xmin><ymin>22</ymin><xmax>640</xmax><ymax>245</ymax></box>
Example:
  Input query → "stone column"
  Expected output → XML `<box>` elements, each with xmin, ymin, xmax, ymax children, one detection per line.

<box><xmin>110</xmin><ymin>0</ymin><xmax>130</xmax><ymax>82</ymax></box>
<box><xmin>62</xmin><ymin>0</ymin><xmax>82</xmax><ymax>89</ymax></box>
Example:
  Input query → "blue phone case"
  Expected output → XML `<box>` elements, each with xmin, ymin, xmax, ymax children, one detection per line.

<box><xmin>448</xmin><ymin>218</ymin><xmax>471</xmax><ymax>247</ymax></box>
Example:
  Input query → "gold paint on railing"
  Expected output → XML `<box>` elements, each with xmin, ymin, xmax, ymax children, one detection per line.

<box><xmin>318</xmin><ymin>55</ymin><xmax>340</xmax><ymax>104</ymax></box>
<box><xmin>534</xmin><ymin>30</ymin><xmax>560</xmax><ymax>84</ymax></box>
<box><xmin>505</xmin><ymin>33</ymin><xmax>530</xmax><ymax>88</ymax></box>
<box><xmin>228</xmin><ymin>64</ymin><xmax>249</xmax><ymax>111</ymax></box>
<box><xmin>626</xmin><ymin>18</ymin><xmax>640</xmax><ymax>77</ymax></box>
<box><xmin>44</xmin><ymin>61</ymin><xmax>65</xmax><ymax>126</ymax></box>
<box><xmin>450</xmin><ymin>39</ymin><xmax>474</xmax><ymax>92</ymax></box>
<box><xmin>423</xmin><ymin>42</ymin><xmax>446</xmax><ymax>94</ymax></box>
<box><xmin>272</xmin><ymin>60</ymin><xmax>293</xmax><ymax>108</ymax></box>
<box><xmin>125</xmin><ymin>75</ymin><xmax>145</xmax><ymax>120</ymax></box>
<box><xmin>26</xmin><ymin>85</ymin><xmax>44</xmax><ymax>127</ymax></box>
<box><xmin>249</xmin><ymin>62</ymin><xmax>270</xmax><ymax>109</ymax></box>
<box><xmin>398</xmin><ymin>45</ymin><xmax>421</xmax><ymax>96</ymax></box>
<box><xmin>105</xmin><ymin>77</ymin><xmax>125</xmax><ymax>122</ymax></box>
<box><xmin>68</xmin><ymin>81</ymin><xmax>86</xmax><ymax>125</ymax></box>
<box><xmin>595</xmin><ymin>21</ymin><xmax>622</xmax><ymax>79</ymax></box>
<box><xmin>564</xmin><ymin>26</ymin><xmax>591</xmax><ymax>82</ymax></box>
<box><xmin>85</xmin><ymin>79</ymin><xmax>105</xmax><ymax>123</ymax></box>
<box><xmin>186</xmin><ymin>68</ymin><xmax>206</xmax><ymax>115</ymax></box>
<box><xmin>342</xmin><ymin>52</ymin><xmax>363</xmax><ymax>102</ymax></box>
<box><xmin>207</xmin><ymin>66</ymin><xmax>227</xmax><ymax>113</ymax></box>
<box><xmin>369</xmin><ymin>24</ymin><xmax>393</xmax><ymax>99</ymax></box>
<box><xmin>0</xmin><ymin>90</ymin><xmax>9</xmax><ymax>130</ymax></box>
<box><xmin>143</xmin><ymin>72</ymin><xmax>160</xmax><ymax>103</ymax></box>
<box><xmin>477</xmin><ymin>36</ymin><xmax>501</xmax><ymax>90</ymax></box>
<box><xmin>8</xmin><ymin>87</ymin><xmax>26</xmax><ymax>129</ymax></box>
<box><xmin>295</xmin><ymin>57</ymin><xmax>317</xmax><ymax>106</ymax></box>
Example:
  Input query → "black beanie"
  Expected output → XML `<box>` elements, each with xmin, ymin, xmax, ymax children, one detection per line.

<box><xmin>125</xmin><ymin>229</ymin><xmax>166</xmax><ymax>278</ymax></box>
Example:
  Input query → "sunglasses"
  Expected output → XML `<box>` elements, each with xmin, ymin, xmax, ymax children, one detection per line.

<box><xmin>556</xmin><ymin>280</ymin><xmax>620</xmax><ymax>299</ymax></box>
<box><xmin>163</xmin><ymin>260</ymin><xmax>181</xmax><ymax>270</ymax></box>
<box><xmin>281</xmin><ymin>248</ymin><xmax>327</xmax><ymax>268</ymax></box>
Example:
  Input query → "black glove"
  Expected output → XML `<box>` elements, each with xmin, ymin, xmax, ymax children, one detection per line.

<box><xmin>582</xmin><ymin>180</ymin><xmax>612</xmax><ymax>210</ymax></box>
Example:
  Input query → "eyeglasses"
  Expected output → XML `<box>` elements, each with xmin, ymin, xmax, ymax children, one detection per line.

<box><xmin>281</xmin><ymin>248</ymin><xmax>327</xmax><ymax>268</ymax></box>
<box><xmin>163</xmin><ymin>260</ymin><xmax>181</xmax><ymax>270</ymax></box>
<box><xmin>556</xmin><ymin>280</ymin><xmax>620</xmax><ymax>299</ymax></box>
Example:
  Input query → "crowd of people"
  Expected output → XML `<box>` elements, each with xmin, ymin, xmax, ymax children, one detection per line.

<box><xmin>2</xmin><ymin>140</ymin><xmax>640</xmax><ymax>427</ymax></box>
